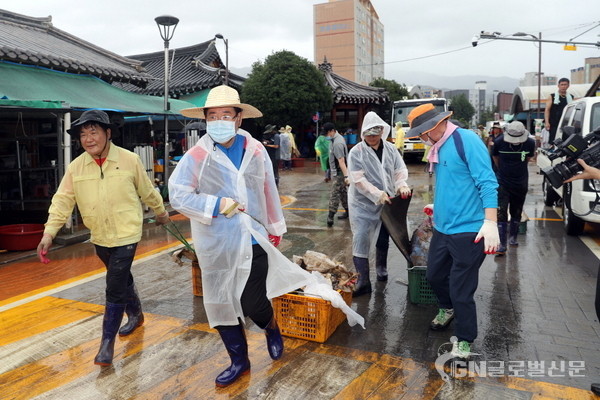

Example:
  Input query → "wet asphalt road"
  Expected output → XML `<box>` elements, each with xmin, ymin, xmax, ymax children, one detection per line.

<box><xmin>2</xmin><ymin>157</ymin><xmax>600</xmax><ymax>398</ymax></box>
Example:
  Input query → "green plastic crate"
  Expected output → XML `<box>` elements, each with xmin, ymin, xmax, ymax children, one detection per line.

<box><xmin>407</xmin><ymin>266</ymin><xmax>437</xmax><ymax>305</ymax></box>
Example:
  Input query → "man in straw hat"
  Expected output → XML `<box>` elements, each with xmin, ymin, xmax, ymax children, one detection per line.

<box><xmin>36</xmin><ymin>109</ymin><xmax>171</xmax><ymax>366</ymax></box>
<box><xmin>491</xmin><ymin>121</ymin><xmax>535</xmax><ymax>255</ymax></box>
<box><xmin>408</xmin><ymin>103</ymin><xmax>499</xmax><ymax>359</ymax></box>
<box><xmin>168</xmin><ymin>85</ymin><xmax>318</xmax><ymax>387</ymax></box>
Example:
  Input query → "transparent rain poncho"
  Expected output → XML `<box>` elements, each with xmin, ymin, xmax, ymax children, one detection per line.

<box><xmin>347</xmin><ymin>112</ymin><xmax>409</xmax><ymax>258</ymax></box>
<box><xmin>169</xmin><ymin>129</ymin><xmax>363</xmax><ymax>328</ymax></box>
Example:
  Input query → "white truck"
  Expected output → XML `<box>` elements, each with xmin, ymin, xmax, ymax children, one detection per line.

<box><xmin>537</xmin><ymin>96</ymin><xmax>600</xmax><ymax>235</ymax></box>
<box><xmin>390</xmin><ymin>98</ymin><xmax>448</xmax><ymax>158</ymax></box>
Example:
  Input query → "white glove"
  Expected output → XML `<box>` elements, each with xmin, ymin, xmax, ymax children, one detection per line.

<box><xmin>219</xmin><ymin>197</ymin><xmax>241</xmax><ymax>218</ymax></box>
<box><xmin>474</xmin><ymin>219</ymin><xmax>499</xmax><ymax>254</ymax></box>
<box><xmin>423</xmin><ymin>204</ymin><xmax>434</xmax><ymax>216</ymax></box>
<box><xmin>376</xmin><ymin>191</ymin><xmax>391</xmax><ymax>205</ymax></box>
<box><xmin>396</xmin><ymin>186</ymin><xmax>412</xmax><ymax>199</ymax></box>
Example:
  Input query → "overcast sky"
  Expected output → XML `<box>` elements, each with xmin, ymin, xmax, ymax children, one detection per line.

<box><xmin>4</xmin><ymin>0</ymin><xmax>600</xmax><ymax>86</ymax></box>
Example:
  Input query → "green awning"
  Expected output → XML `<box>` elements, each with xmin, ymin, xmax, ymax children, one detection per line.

<box><xmin>180</xmin><ymin>88</ymin><xmax>210</xmax><ymax>107</ymax></box>
<box><xmin>0</xmin><ymin>99</ymin><xmax>64</xmax><ymax>109</ymax></box>
<box><xmin>0</xmin><ymin>61</ymin><xmax>195</xmax><ymax>114</ymax></box>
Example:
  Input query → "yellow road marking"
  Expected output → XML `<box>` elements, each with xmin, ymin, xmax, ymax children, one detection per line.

<box><xmin>0</xmin><ymin>242</ymin><xmax>185</xmax><ymax>311</ymax></box>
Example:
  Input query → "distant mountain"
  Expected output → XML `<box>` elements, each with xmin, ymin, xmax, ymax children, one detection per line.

<box><xmin>231</xmin><ymin>66</ymin><xmax>251</xmax><ymax>78</ymax></box>
<box><xmin>390</xmin><ymin>71</ymin><xmax>520</xmax><ymax>94</ymax></box>
<box><xmin>232</xmin><ymin>67</ymin><xmax>520</xmax><ymax>95</ymax></box>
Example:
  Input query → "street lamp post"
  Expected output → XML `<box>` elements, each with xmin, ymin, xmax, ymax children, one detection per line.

<box><xmin>154</xmin><ymin>15</ymin><xmax>179</xmax><ymax>185</ymax></box>
<box><xmin>215</xmin><ymin>33</ymin><xmax>229</xmax><ymax>86</ymax></box>
<box><xmin>514</xmin><ymin>32</ymin><xmax>542</xmax><ymax>130</ymax></box>
<box><xmin>472</xmin><ymin>31</ymin><xmax>600</xmax><ymax>131</ymax></box>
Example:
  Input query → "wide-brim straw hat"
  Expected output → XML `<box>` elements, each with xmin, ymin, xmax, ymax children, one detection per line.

<box><xmin>181</xmin><ymin>85</ymin><xmax>262</xmax><ymax>119</ymax></box>
<box><xmin>407</xmin><ymin>103</ymin><xmax>452</xmax><ymax>137</ymax></box>
<box><xmin>503</xmin><ymin>121</ymin><xmax>529</xmax><ymax>144</ymax></box>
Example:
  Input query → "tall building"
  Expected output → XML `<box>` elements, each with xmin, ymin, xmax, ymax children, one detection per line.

<box><xmin>571</xmin><ymin>57</ymin><xmax>600</xmax><ymax>84</ymax></box>
<box><xmin>520</xmin><ymin>72</ymin><xmax>556</xmax><ymax>87</ymax></box>
<box><xmin>314</xmin><ymin>0</ymin><xmax>384</xmax><ymax>85</ymax></box>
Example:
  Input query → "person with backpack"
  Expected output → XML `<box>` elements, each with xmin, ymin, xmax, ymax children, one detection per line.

<box><xmin>408</xmin><ymin>103</ymin><xmax>499</xmax><ymax>359</ymax></box>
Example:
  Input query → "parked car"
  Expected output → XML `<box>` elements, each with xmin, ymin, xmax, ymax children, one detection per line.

<box><xmin>537</xmin><ymin>96</ymin><xmax>600</xmax><ymax>235</ymax></box>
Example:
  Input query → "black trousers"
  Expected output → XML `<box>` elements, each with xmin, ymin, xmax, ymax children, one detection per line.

<box><xmin>426</xmin><ymin>230</ymin><xmax>486</xmax><ymax>343</ymax></box>
<box><xmin>95</xmin><ymin>243</ymin><xmax>137</xmax><ymax>304</ymax></box>
<box><xmin>240</xmin><ymin>244</ymin><xmax>273</xmax><ymax>329</ymax></box>
<box><xmin>497</xmin><ymin>184</ymin><xmax>527</xmax><ymax>223</ymax></box>
<box><xmin>376</xmin><ymin>222</ymin><xmax>389</xmax><ymax>251</ymax></box>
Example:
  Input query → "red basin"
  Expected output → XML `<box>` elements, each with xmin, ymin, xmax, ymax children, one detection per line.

<box><xmin>0</xmin><ymin>224</ymin><xmax>44</xmax><ymax>251</ymax></box>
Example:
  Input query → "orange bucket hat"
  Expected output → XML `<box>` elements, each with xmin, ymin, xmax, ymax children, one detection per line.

<box><xmin>407</xmin><ymin>103</ymin><xmax>452</xmax><ymax>137</ymax></box>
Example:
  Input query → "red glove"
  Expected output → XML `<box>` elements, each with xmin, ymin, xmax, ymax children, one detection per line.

<box><xmin>39</xmin><ymin>250</ymin><xmax>51</xmax><ymax>264</ymax></box>
<box><xmin>423</xmin><ymin>204</ymin><xmax>434</xmax><ymax>217</ymax></box>
<box><xmin>268</xmin><ymin>234</ymin><xmax>281</xmax><ymax>247</ymax></box>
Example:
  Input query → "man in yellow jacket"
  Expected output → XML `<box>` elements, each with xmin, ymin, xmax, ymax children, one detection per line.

<box><xmin>36</xmin><ymin>110</ymin><xmax>170</xmax><ymax>366</ymax></box>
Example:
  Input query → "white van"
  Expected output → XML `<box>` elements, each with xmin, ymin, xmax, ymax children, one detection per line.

<box><xmin>537</xmin><ymin>96</ymin><xmax>600</xmax><ymax>235</ymax></box>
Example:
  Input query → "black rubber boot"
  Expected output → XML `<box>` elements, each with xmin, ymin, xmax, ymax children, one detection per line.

<box><xmin>264</xmin><ymin>317</ymin><xmax>284</xmax><ymax>360</ymax></box>
<box><xmin>352</xmin><ymin>256</ymin><xmax>372</xmax><ymax>297</ymax></box>
<box><xmin>508</xmin><ymin>220</ymin><xmax>520</xmax><ymax>246</ymax></box>
<box><xmin>215</xmin><ymin>324</ymin><xmax>251</xmax><ymax>387</ymax></box>
<box><xmin>327</xmin><ymin>212</ymin><xmax>335</xmax><ymax>227</ymax></box>
<box><xmin>94</xmin><ymin>302</ymin><xmax>126</xmax><ymax>366</ymax></box>
<box><xmin>375</xmin><ymin>247</ymin><xmax>388</xmax><ymax>281</ymax></box>
<box><xmin>495</xmin><ymin>222</ymin><xmax>507</xmax><ymax>257</ymax></box>
<box><xmin>337</xmin><ymin>208</ymin><xmax>349</xmax><ymax>220</ymax></box>
<box><xmin>119</xmin><ymin>284</ymin><xmax>144</xmax><ymax>336</ymax></box>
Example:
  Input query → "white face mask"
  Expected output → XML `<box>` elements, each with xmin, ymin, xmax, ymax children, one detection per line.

<box><xmin>207</xmin><ymin>120</ymin><xmax>237</xmax><ymax>143</ymax></box>
<box><xmin>420</xmin><ymin>133</ymin><xmax>434</xmax><ymax>146</ymax></box>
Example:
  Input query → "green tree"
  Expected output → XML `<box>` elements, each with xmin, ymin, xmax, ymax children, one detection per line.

<box><xmin>369</xmin><ymin>78</ymin><xmax>409</xmax><ymax>122</ymax></box>
<box><xmin>369</xmin><ymin>78</ymin><xmax>409</xmax><ymax>102</ymax></box>
<box><xmin>480</xmin><ymin>106</ymin><xmax>497</xmax><ymax>125</ymax></box>
<box><xmin>240</xmin><ymin>50</ymin><xmax>333</xmax><ymax>130</ymax></box>
<box><xmin>449</xmin><ymin>94</ymin><xmax>475</xmax><ymax>127</ymax></box>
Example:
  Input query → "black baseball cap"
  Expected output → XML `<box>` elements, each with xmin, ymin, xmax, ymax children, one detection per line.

<box><xmin>67</xmin><ymin>110</ymin><xmax>114</xmax><ymax>135</ymax></box>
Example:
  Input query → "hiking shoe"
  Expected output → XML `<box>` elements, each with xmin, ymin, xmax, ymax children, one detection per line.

<box><xmin>430</xmin><ymin>308</ymin><xmax>454</xmax><ymax>330</ymax></box>
<box><xmin>337</xmin><ymin>210</ymin><xmax>349</xmax><ymax>220</ymax></box>
<box><xmin>451</xmin><ymin>340</ymin><xmax>472</xmax><ymax>359</ymax></box>
<box><xmin>495</xmin><ymin>244</ymin><xmax>506</xmax><ymax>257</ymax></box>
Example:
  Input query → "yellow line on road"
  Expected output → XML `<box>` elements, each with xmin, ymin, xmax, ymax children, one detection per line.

<box><xmin>0</xmin><ymin>241</ymin><xmax>185</xmax><ymax>311</ymax></box>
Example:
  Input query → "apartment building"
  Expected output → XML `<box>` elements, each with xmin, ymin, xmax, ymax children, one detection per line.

<box><xmin>314</xmin><ymin>0</ymin><xmax>384</xmax><ymax>85</ymax></box>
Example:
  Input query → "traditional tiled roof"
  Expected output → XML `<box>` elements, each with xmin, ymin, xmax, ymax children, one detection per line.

<box><xmin>318</xmin><ymin>58</ymin><xmax>389</xmax><ymax>104</ymax></box>
<box><xmin>0</xmin><ymin>9</ymin><xmax>151</xmax><ymax>87</ymax></box>
<box><xmin>117</xmin><ymin>41</ymin><xmax>245</xmax><ymax>97</ymax></box>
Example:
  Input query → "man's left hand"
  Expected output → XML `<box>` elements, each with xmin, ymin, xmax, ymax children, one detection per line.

<box><xmin>474</xmin><ymin>219</ymin><xmax>499</xmax><ymax>254</ymax></box>
<box><xmin>156</xmin><ymin>212</ymin><xmax>171</xmax><ymax>226</ymax></box>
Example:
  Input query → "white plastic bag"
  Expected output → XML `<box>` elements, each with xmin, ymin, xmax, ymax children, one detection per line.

<box><xmin>303</xmin><ymin>271</ymin><xmax>366</xmax><ymax>329</ymax></box>
<box><xmin>541</xmin><ymin>128</ymin><xmax>551</xmax><ymax>149</ymax></box>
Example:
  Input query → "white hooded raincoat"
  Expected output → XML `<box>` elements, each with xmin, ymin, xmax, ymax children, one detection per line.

<box><xmin>348</xmin><ymin>112</ymin><xmax>409</xmax><ymax>258</ymax></box>
<box><xmin>169</xmin><ymin>130</ymin><xmax>315</xmax><ymax>327</ymax></box>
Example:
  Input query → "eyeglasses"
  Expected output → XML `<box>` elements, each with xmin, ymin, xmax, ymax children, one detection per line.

<box><xmin>206</xmin><ymin>114</ymin><xmax>238</xmax><ymax>122</ymax></box>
